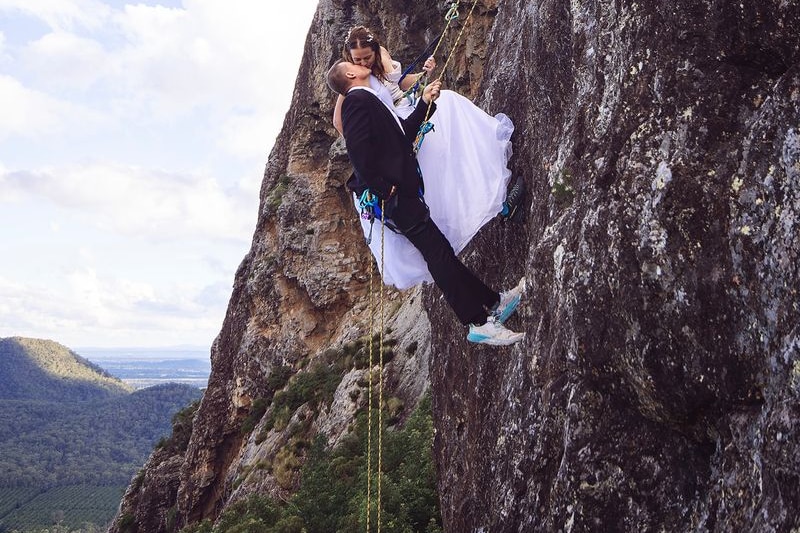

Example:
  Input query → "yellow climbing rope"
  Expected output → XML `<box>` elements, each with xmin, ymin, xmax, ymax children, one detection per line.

<box><xmin>365</xmin><ymin>200</ymin><xmax>387</xmax><ymax>532</ymax></box>
<box><xmin>413</xmin><ymin>0</ymin><xmax>481</xmax><ymax>153</ymax></box>
<box><xmin>399</xmin><ymin>0</ymin><xmax>459</xmax><ymax>103</ymax></box>
<box><xmin>378</xmin><ymin>201</ymin><xmax>386</xmax><ymax>531</ymax></box>
<box><xmin>366</xmin><ymin>237</ymin><xmax>374</xmax><ymax>533</ymax></box>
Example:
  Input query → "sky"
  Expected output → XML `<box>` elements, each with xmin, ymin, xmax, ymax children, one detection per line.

<box><xmin>0</xmin><ymin>0</ymin><xmax>320</xmax><ymax>349</ymax></box>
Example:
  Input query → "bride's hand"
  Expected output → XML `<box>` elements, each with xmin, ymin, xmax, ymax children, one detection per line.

<box><xmin>422</xmin><ymin>56</ymin><xmax>436</xmax><ymax>73</ymax></box>
<box><xmin>422</xmin><ymin>80</ymin><xmax>442</xmax><ymax>104</ymax></box>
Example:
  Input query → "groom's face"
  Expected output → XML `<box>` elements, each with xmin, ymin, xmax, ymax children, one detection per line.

<box><xmin>348</xmin><ymin>63</ymin><xmax>371</xmax><ymax>81</ymax></box>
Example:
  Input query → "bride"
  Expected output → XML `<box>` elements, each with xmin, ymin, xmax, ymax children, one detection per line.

<box><xmin>334</xmin><ymin>25</ymin><xmax>514</xmax><ymax>290</ymax></box>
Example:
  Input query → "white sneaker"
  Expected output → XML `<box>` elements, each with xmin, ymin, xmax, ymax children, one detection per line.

<box><xmin>467</xmin><ymin>316</ymin><xmax>524</xmax><ymax>346</ymax></box>
<box><xmin>492</xmin><ymin>277</ymin><xmax>526</xmax><ymax>323</ymax></box>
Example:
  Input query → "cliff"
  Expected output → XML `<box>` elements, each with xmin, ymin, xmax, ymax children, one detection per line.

<box><xmin>111</xmin><ymin>0</ymin><xmax>800</xmax><ymax>531</ymax></box>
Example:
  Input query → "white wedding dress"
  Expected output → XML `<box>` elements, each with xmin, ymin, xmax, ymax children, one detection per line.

<box><xmin>355</xmin><ymin>62</ymin><xmax>514</xmax><ymax>289</ymax></box>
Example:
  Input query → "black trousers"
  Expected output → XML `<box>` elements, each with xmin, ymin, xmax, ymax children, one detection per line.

<box><xmin>390</xmin><ymin>195</ymin><xmax>499</xmax><ymax>326</ymax></box>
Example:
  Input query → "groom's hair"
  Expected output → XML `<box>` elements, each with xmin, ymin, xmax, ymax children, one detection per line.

<box><xmin>326</xmin><ymin>61</ymin><xmax>350</xmax><ymax>95</ymax></box>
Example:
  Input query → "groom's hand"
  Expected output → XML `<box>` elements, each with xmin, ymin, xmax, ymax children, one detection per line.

<box><xmin>422</xmin><ymin>80</ymin><xmax>442</xmax><ymax>104</ymax></box>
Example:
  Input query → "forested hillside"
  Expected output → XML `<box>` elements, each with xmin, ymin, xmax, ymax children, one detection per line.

<box><xmin>0</xmin><ymin>385</ymin><xmax>202</xmax><ymax>486</ymax></box>
<box><xmin>0</xmin><ymin>337</ymin><xmax>202</xmax><ymax>532</ymax></box>
<box><xmin>0</xmin><ymin>337</ymin><xmax>130</xmax><ymax>401</ymax></box>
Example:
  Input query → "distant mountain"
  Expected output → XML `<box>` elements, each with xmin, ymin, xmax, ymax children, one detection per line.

<box><xmin>0</xmin><ymin>337</ymin><xmax>131</xmax><ymax>401</ymax></box>
<box><xmin>0</xmin><ymin>337</ymin><xmax>203</xmax><ymax>532</ymax></box>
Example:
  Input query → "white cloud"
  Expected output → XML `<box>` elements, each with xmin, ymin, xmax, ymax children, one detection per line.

<box><xmin>219</xmin><ymin>110</ymin><xmax>285</xmax><ymax>160</ymax></box>
<box><xmin>107</xmin><ymin>1</ymin><xmax>315</xmax><ymax>122</ymax></box>
<box><xmin>21</xmin><ymin>31</ymin><xmax>110</xmax><ymax>90</ymax></box>
<box><xmin>1</xmin><ymin>163</ymin><xmax>256</xmax><ymax>242</ymax></box>
<box><xmin>0</xmin><ymin>75</ymin><xmax>103</xmax><ymax>140</ymax></box>
<box><xmin>0</xmin><ymin>271</ymin><xmax>224</xmax><ymax>348</ymax></box>
<box><xmin>5</xmin><ymin>0</ymin><xmax>317</xmax><ymax>156</ymax></box>
<box><xmin>65</xmin><ymin>267</ymin><xmax>216</xmax><ymax>322</ymax></box>
<box><xmin>0</xmin><ymin>0</ymin><xmax>112</xmax><ymax>32</ymax></box>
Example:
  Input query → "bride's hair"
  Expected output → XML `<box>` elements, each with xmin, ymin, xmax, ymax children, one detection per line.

<box><xmin>343</xmin><ymin>25</ymin><xmax>387</xmax><ymax>81</ymax></box>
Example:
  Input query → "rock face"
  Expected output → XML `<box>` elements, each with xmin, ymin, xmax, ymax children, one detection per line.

<box><xmin>428</xmin><ymin>1</ymin><xmax>799</xmax><ymax>531</ymax></box>
<box><xmin>111</xmin><ymin>0</ymin><xmax>800</xmax><ymax>532</ymax></box>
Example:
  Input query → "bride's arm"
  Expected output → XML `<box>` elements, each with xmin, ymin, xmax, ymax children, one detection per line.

<box><xmin>380</xmin><ymin>46</ymin><xmax>413</xmax><ymax>91</ymax></box>
<box><xmin>398</xmin><ymin>55</ymin><xmax>436</xmax><ymax>91</ymax></box>
<box><xmin>380</xmin><ymin>46</ymin><xmax>394</xmax><ymax>74</ymax></box>
<box><xmin>380</xmin><ymin>45</ymin><xmax>436</xmax><ymax>91</ymax></box>
<box><xmin>333</xmin><ymin>93</ymin><xmax>345</xmax><ymax>136</ymax></box>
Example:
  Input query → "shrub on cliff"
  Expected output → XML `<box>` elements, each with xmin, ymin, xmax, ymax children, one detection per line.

<box><xmin>182</xmin><ymin>396</ymin><xmax>441</xmax><ymax>532</ymax></box>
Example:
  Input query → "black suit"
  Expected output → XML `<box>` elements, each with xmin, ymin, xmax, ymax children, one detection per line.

<box><xmin>342</xmin><ymin>87</ymin><xmax>499</xmax><ymax>326</ymax></box>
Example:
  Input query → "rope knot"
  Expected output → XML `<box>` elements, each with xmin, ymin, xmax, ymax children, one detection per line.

<box><xmin>413</xmin><ymin>121</ymin><xmax>436</xmax><ymax>153</ymax></box>
<box><xmin>445</xmin><ymin>1</ymin><xmax>460</xmax><ymax>21</ymax></box>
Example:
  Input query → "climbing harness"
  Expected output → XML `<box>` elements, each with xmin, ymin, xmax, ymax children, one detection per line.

<box><xmin>365</xmin><ymin>199</ymin><xmax>386</xmax><ymax>532</ymax></box>
<box><xmin>360</xmin><ymin>189</ymin><xmax>404</xmax><ymax>240</ymax></box>
<box><xmin>412</xmin><ymin>0</ymin><xmax>481</xmax><ymax>154</ymax></box>
<box><xmin>359</xmin><ymin>190</ymin><xmax>382</xmax><ymax>244</ymax></box>
<box><xmin>359</xmin><ymin>186</ymin><xmax>431</xmax><ymax>240</ymax></box>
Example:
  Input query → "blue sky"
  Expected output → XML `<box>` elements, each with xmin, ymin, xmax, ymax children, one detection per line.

<box><xmin>0</xmin><ymin>0</ymin><xmax>319</xmax><ymax>349</ymax></box>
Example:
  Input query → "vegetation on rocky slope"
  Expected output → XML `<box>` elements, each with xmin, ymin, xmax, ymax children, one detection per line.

<box><xmin>179</xmin><ymin>396</ymin><xmax>440</xmax><ymax>533</ymax></box>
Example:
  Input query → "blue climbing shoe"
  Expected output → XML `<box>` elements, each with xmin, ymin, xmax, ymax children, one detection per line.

<box><xmin>500</xmin><ymin>176</ymin><xmax>526</xmax><ymax>222</ymax></box>
<box><xmin>492</xmin><ymin>277</ymin><xmax>526</xmax><ymax>323</ymax></box>
<box><xmin>467</xmin><ymin>316</ymin><xmax>524</xmax><ymax>346</ymax></box>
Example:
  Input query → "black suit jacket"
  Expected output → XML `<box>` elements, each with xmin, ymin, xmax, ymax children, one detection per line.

<box><xmin>342</xmin><ymin>88</ymin><xmax>436</xmax><ymax>204</ymax></box>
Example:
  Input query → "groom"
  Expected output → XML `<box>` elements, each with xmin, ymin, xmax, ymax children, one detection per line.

<box><xmin>326</xmin><ymin>60</ymin><xmax>524</xmax><ymax>346</ymax></box>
